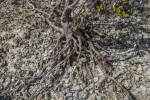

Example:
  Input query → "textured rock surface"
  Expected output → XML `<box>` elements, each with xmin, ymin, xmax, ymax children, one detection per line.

<box><xmin>0</xmin><ymin>0</ymin><xmax>150</xmax><ymax>100</ymax></box>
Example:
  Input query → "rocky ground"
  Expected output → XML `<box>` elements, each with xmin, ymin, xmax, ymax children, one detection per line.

<box><xmin>0</xmin><ymin>0</ymin><xmax>150</xmax><ymax>100</ymax></box>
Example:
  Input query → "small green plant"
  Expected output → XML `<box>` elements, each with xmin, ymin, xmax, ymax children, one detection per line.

<box><xmin>119</xmin><ymin>0</ymin><xmax>128</xmax><ymax>5</ymax></box>
<box><xmin>130</xmin><ymin>9</ymin><xmax>135</xmax><ymax>15</ymax></box>
<box><xmin>73</xmin><ymin>17</ymin><xmax>79</xmax><ymax>27</ymax></box>
<box><xmin>111</xmin><ymin>1</ymin><xmax>135</xmax><ymax>18</ymax></box>
<box><xmin>72</xmin><ymin>0</ymin><xmax>135</xmax><ymax>27</ymax></box>
<box><xmin>88</xmin><ymin>8</ymin><xmax>91</xmax><ymax>12</ymax></box>
<box><xmin>81</xmin><ymin>12</ymin><xmax>87</xmax><ymax>17</ymax></box>
<box><xmin>112</xmin><ymin>7</ymin><xmax>129</xmax><ymax>18</ymax></box>
<box><xmin>96</xmin><ymin>4</ymin><xmax>103</xmax><ymax>14</ymax></box>
<box><xmin>115</xmin><ymin>7</ymin><xmax>121</xmax><ymax>16</ymax></box>
<box><xmin>121</xmin><ymin>11</ymin><xmax>129</xmax><ymax>18</ymax></box>
<box><xmin>111</xmin><ymin>6</ymin><xmax>116</xmax><ymax>12</ymax></box>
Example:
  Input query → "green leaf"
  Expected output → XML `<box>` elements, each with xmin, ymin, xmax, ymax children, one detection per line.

<box><xmin>130</xmin><ymin>9</ymin><xmax>135</xmax><ymax>15</ymax></box>
<box><xmin>81</xmin><ymin>18</ymin><xmax>84</xmax><ymax>24</ymax></box>
<box><xmin>81</xmin><ymin>13</ymin><xmax>87</xmax><ymax>17</ymax></box>
<box><xmin>100</xmin><ymin>4</ymin><xmax>103</xmax><ymax>10</ymax></box>
<box><xmin>121</xmin><ymin>11</ymin><xmax>128</xmax><ymax>17</ymax></box>
<box><xmin>132</xmin><ymin>11</ymin><xmax>135</xmax><ymax>15</ymax></box>
<box><xmin>118</xmin><ymin>14</ymin><xmax>122</xmax><ymax>16</ymax></box>
<box><xmin>96</xmin><ymin>4</ymin><xmax>103</xmax><ymax>14</ymax></box>
<box><xmin>123</xmin><ymin>1</ymin><xmax>128</xmax><ymax>4</ymax></box>
<box><xmin>115</xmin><ymin>13</ymin><xmax>121</xmax><ymax>16</ymax></box>
<box><xmin>111</xmin><ymin>6</ymin><xmax>116</xmax><ymax>12</ymax></box>
<box><xmin>120</xmin><ymin>0</ymin><xmax>126</xmax><ymax>2</ymax></box>
<box><xmin>85</xmin><ymin>23</ymin><xmax>88</xmax><ymax>26</ymax></box>
<box><xmin>73</xmin><ymin>22</ymin><xmax>76</xmax><ymax>27</ymax></box>
<box><xmin>96</xmin><ymin>5</ymin><xmax>99</xmax><ymax>10</ymax></box>
<box><xmin>122</xmin><ymin>11</ymin><xmax>125</xmax><ymax>15</ymax></box>
<box><xmin>124</xmin><ymin>14</ymin><xmax>129</xmax><ymax>17</ymax></box>
<box><xmin>116</xmin><ymin>7</ymin><xmax>120</xmax><ymax>14</ymax></box>
<box><xmin>89</xmin><ymin>9</ymin><xmax>91</xmax><ymax>12</ymax></box>
<box><xmin>96</xmin><ymin>5</ymin><xmax>99</xmax><ymax>8</ymax></box>
<box><xmin>74</xmin><ymin>18</ymin><xmax>78</xmax><ymax>21</ymax></box>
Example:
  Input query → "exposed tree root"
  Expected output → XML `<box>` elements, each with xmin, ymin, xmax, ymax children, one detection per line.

<box><xmin>50</xmin><ymin>28</ymin><xmax>130</xmax><ymax>95</ymax></box>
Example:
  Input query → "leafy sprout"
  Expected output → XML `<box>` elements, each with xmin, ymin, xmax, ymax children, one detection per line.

<box><xmin>96</xmin><ymin>4</ymin><xmax>103</xmax><ymax>14</ymax></box>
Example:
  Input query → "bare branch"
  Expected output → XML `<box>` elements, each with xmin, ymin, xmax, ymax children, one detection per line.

<box><xmin>73</xmin><ymin>1</ymin><xmax>86</xmax><ymax>19</ymax></box>
<box><xmin>26</xmin><ymin>0</ymin><xmax>63</xmax><ymax>32</ymax></box>
<box><xmin>46</xmin><ymin>17</ymin><xmax>63</xmax><ymax>32</ymax></box>
<box><xmin>61</xmin><ymin>0</ymin><xmax>80</xmax><ymax>21</ymax></box>
<box><xmin>34</xmin><ymin>8</ymin><xmax>50</xmax><ymax>16</ymax></box>
<box><xmin>69</xmin><ymin>0</ymin><xmax>80</xmax><ymax>8</ymax></box>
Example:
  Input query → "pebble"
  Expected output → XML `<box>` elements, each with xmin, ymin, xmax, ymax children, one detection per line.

<box><xmin>9</xmin><ymin>67</ymin><xmax>16</xmax><ymax>73</ymax></box>
<box><xmin>93</xmin><ymin>77</ymin><xmax>99</xmax><ymax>82</ymax></box>
<box><xmin>66</xmin><ymin>93</ymin><xmax>72</xmax><ymax>97</ymax></box>
<box><xmin>112</xmin><ymin>93</ymin><xmax>118</xmax><ymax>100</ymax></box>
<box><xmin>146</xmin><ymin>82</ymin><xmax>150</xmax><ymax>88</ymax></box>
<box><xmin>67</xmin><ymin>97</ymin><xmax>73</xmax><ymax>100</ymax></box>
<box><xmin>144</xmin><ymin>68</ymin><xmax>150</xmax><ymax>76</ymax></box>
<box><xmin>71</xmin><ymin>85</ymin><xmax>81</xmax><ymax>91</ymax></box>
<box><xmin>139</xmin><ymin>85</ymin><xmax>147</xmax><ymax>93</ymax></box>
<box><xmin>89</xmin><ymin>90</ymin><xmax>94</xmax><ymax>94</ymax></box>
<box><xmin>3</xmin><ymin>77</ymin><xmax>10</xmax><ymax>88</ymax></box>
<box><xmin>96</xmin><ymin>96</ymin><xmax>102</xmax><ymax>100</ymax></box>
<box><xmin>123</xmin><ymin>80</ymin><xmax>132</xmax><ymax>89</ymax></box>
<box><xmin>73</xmin><ymin>92</ymin><xmax>78</xmax><ymax>97</ymax></box>
<box><xmin>51</xmin><ymin>2</ymin><xmax>56</xmax><ymax>6</ymax></box>
<box><xmin>0</xmin><ymin>78</ymin><xmax>4</xmax><ymax>83</ymax></box>
<box><xmin>44</xmin><ymin>92</ymin><xmax>49</xmax><ymax>100</ymax></box>
<box><xmin>146</xmin><ymin>88</ymin><xmax>150</xmax><ymax>96</ymax></box>
<box><xmin>137</xmin><ymin>65</ymin><xmax>143</xmax><ymax>74</ymax></box>
<box><xmin>83</xmin><ymin>92</ymin><xmax>88</xmax><ymax>99</ymax></box>
<box><xmin>65</xmin><ymin>82</ymin><xmax>72</xmax><ymax>88</ymax></box>
<box><xmin>81</xmin><ymin>58</ymin><xmax>87</xmax><ymax>63</ymax></box>
<box><xmin>0</xmin><ymin>84</ymin><xmax>3</xmax><ymax>90</ymax></box>
<box><xmin>88</xmin><ymin>94</ymin><xmax>96</xmax><ymax>100</ymax></box>
<box><xmin>78</xmin><ymin>92</ymin><xmax>84</xmax><ymax>99</ymax></box>
<box><xmin>134</xmin><ymin>74</ymin><xmax>140</xmax><ymax>82</ymax></box>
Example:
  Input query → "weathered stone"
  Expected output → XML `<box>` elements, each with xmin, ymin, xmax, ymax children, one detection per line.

<box><xmin>93</xmin><ymin>77</ymin><xmax>99</xmax><ymax>82</ymax></box>
<box><xmin>71</xmin><ymin>85</ymin><xmax>81</xmax><ymax>91</ymax></box>
<box><xmin>3</xmin><ymin>77</ymin><xmax>10</xmax><ymax>88</ymax></box>
<box><xmin>66</xmin><ymin>92</ymin><xmax>72</xmax><ymax>97</ymax></box>
<box><xmin>137</xmin><ymin>65</ymin><xmax>143</xmax><ymax>74</ymax></box>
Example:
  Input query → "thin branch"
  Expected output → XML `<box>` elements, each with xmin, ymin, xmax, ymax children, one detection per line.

<box><xmin>46</xmin><ymin>18</ymin><xmax>63</xmax><ymax>32</ymax></box>
<box><xmin>69</xmin><ymin>0</ymin><xmax>80</xmax><ymax>8</ymax></box>
<box><xmin>61</xmin><ymin>0</ymin><xmax>80</xmax><ymax>21</ymax></box>
<box><xmin>82</xmin><ymin>29</ymin><xmax>102</xmax><ymax>57</ymax></box>
<box><xmin>34</xmin><ymin>8</ymin><xmax>50</xmax><ymax>16</ymax></box>
<box><xmin>26</xmin><ymin>0</ymin><xmax>63</xmax><ymax>32</ymax></box>
<box><xmin>73</xmin><ymin>1</ymin><xmax>86</xmax><ymax>19</ymax></box>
